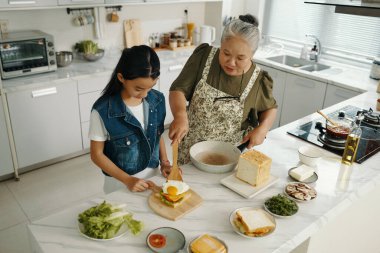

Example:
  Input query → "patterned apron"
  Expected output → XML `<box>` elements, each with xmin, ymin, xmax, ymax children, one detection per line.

<box><xmin>178</xmin><ymin>47</ymin><xmax>261</xmax><ymax>165</ymax></box>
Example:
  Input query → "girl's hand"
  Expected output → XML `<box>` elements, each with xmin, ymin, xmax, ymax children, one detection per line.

<box><xmin>169</xmin><ymin>114</ymin><xmax>189</xmax><ymax>144</ymax></box>
<box><xmin>160</xmin><ymin>160</ymin><xmax>172</xmax><ymax>178</ymax></box>
<box><xmin>124</xmin><ymin>176</ymin><xmax>150</xmax><ymax>192</ymax></box>
<box><xmin>241</xmin><ymin>126</ymin><xmax>268</xmax><ymax>149</ymax></box>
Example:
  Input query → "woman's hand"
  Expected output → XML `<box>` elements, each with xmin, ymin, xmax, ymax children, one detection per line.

<box><xmin>124</xmin><ymin>176</ymin><xmax>150</xmax><ymax>192</ymax></box>
<box><xmin>160</xmin><ymin>160</ymin><xmax>172</xmax><ymax>178</ymax></box>
<box><xmin>169</xmin><ymin>114</ymin><xmax>189</xmax><ymax>144</ymax></box>
<box><xmin>241</xmin><ymin>126</ymin><xmax>268</xmax><ymax>149</ymax></box>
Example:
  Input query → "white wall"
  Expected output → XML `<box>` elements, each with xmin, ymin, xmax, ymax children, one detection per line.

<box><xmin>0</xmin><ymin>3</ymin><xmax>208</xmax><ymax>52</ymax></box>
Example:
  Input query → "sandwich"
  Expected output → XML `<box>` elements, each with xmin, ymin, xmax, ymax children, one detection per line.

<box><xmin>234</xmin><ymin>209</ymin><xmax>275</xmax><ymax>237</ymax></box>
<box><xmin>190</xmin><ymin>234</ymin><xmax>227</xmax><ymax>253</ymax></box>
<box><xmin>159</xmin><ymin>180</ymin><xmax>191</xmax><ymax>208</ymax></box>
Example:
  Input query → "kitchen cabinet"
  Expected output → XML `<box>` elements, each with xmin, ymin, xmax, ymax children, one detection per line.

<box><xmin>256</xmin><ymin>64</ymin><xmax>286</xmax><ymax>129</ymax></box>
<box><xmin>280</xmin><ymin>73</ymin><xmax>327</xmax><ymax>125</ymax></box>
<box><xmin>0</xmin><ymin>0</ymin><xmax>57</xmax><ymax>8</ymax></box>
<box><xmin>6</xmin><ymin>80</ymin><xmax>82</xmax><ymax>168</ymax></box>
<box><xmin>323</xmin><ymin>84</ymin><xmax>362</xmax><ymax>108</ymax></box>
<box><xmin>0</xmin><ymin>96</ymin><xmax>14</xmax><ymax>177</ymax></box>
<box><xmin>104</xmin><ymin>0</ymin><xmax>143</xmax><ymax>3</ymax></box>
<box><xmin>57</xmin><ymin>0</ymin><xmax>103</xmax><ymax>5</ymax></box>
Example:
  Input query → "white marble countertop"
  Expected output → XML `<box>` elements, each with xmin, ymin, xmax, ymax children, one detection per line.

<box><xmin>28</xmin><ymin>91</ymin><xmax>380</xmax><ymax>253</ymax></box>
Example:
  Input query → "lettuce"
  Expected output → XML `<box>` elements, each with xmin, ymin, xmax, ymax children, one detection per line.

<box><xmin>78</xmin><ymin>201</ymin><xmax>143</xmax><ymax>239</ymax></box>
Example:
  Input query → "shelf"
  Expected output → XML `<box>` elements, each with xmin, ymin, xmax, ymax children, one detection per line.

<box><xmin>304</xmin><ymin>0</ymin><xmax>380</xmax><ymax>9</ymax></box>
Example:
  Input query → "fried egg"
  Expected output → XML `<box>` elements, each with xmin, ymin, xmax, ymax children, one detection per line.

<box><xmin>162</xmin><ymin>180</ymin><xmax>190</xmax><ymax>196</ymax></box>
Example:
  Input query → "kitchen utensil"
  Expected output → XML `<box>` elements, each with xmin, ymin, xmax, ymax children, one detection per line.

<box><xmin>55</xmin><ymin>51</ymin><xmax>73</xmax><ymax>67</ymax></box>
<box><xmin>148</xmin><ymin>189</ymin><xmax>203</xmax><ymax>221</ymax></box>
<box><xmin>190</xmin><ymin>141</ymin><xmax>240</xmax><ymax>174</ymax></box>
<box><xmin>298</xmin><ymin>145</ymin><xmax>322</xmax><ymax>166</ymax></box>
<box><xmin>317</xmin><ymin>110</ymin><xmax>338</xmax><ymax>126</ymax></box>
<box><xmin>199</xmin><ymin>25</ymin><xmax>216</xmax><ymax>45</ymax></box>
<box><xmin>220</xmin><ymin>173</ymin><xmax>279</xmax><ymax>198</ymax></box>
<box><xmin>237</xmin><ymin>142</ymin><xmax>249</xmax><ymax>152</ymax></box>
<box><xmin>167</xmin><ymin>141</ymin><xmax>183</xmax><ymax>181</ymax></box>
<box><xmin>146</xmin><ymin>227</ymin><xmax>186</xmax><ymax>252</ymax></box>
<box><xmin>83</xmin><ymin>49</ymin><xmax>104</xmax><ymax>62</ymax></box>
<box><xmin>124</xmin><ymin>19</ymin><xmax>142</xmax><ymax>48</ymax></box>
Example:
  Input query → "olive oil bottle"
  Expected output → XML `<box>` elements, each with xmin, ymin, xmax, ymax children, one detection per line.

<box><xmin>341</xmin><ymin>115</ymin><xmax>363</xmax><ymax>165</ymax></box>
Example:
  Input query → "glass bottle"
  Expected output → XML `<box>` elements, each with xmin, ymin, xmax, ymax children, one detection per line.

<box><xmin>341</xmin><ymin>115</ymin><xmax>363</xmax><ymax>165</ymax></box>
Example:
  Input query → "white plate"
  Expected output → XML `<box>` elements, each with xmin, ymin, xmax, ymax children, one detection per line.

<box><xmin>284</xmin><ymin>182</ymin><xmax>317</xmax><ymax>202</ymax></box>
<box><xmin>146</xmin><ymin>227</ymin><xmax>186</xmax><ymax>253</ymax></box>
<box><xmin>288</xmin><ymin>167</ymin><xmax>318</xmax><ymax>184</ymax></box>
<box><xmin>221</xmin><ymin>173</ymin><xmax>279</xmax><ymax>198</ymax></box>
<box><xmin>78</xmin><ymin>222</ymin><xmax>128</xmax><ymax>241</ymax></box>
<box><xmin>264</xmin><ymin>196</ymin><xmax>298</xmax><ymax>218</ymax></box>
<box><xmin>229</xmin><ymin>207</ymin><xmax>276</xmax><ymax>238</ymax></box>
<box><xmin>187</xmin><ymin>234</ymin><xmax>228</xmax><ymax>253</ymax></box>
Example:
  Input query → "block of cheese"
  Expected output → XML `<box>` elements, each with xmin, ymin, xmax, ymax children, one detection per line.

<box><xmin>236</xmin><ymin>150</ymin><xmax>272</xmax><ymax>187</ymax></box>
<box><xmin>290</xmin><ymin>165</ymin><xmax>315</xmax><ymax>181</ymax></box>
<box><xmin>190</xmin><ymin>234</ymin><xmax>226</xmax><ymax>253</ymax></box>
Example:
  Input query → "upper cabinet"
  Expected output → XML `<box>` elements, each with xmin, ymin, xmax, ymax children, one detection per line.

<box><xmin>57</xmin><ymin>0</ymin><xmax>103</xmax><ymax>5</ymax></box>
<box><xmin>0</xmin><ymin>0</ymin><xmax>57</xmax><ymax>8</ymax></box>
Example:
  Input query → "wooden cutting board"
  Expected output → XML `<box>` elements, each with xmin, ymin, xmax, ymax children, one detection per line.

<box><xmin>124</xmin><ymin>19</ymin><xmax>142</xmax><ymax>48</ymax></box>
<box><xmin>148</xmin><ymin>189</ymin><xmax>203</xmax><ymax>221</ymax></box>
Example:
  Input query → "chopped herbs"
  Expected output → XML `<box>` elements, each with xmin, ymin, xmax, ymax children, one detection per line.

<box><xmin>265</xmin><ymin>194</ymin><xmax>298</xmax><ymax>216</ymax></box>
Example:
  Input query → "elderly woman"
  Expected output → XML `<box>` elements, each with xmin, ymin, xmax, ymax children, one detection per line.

<box><xmin>169</xmin><ymin>14</ymin><xmax>278</xmax><ymax>165</ymax></box>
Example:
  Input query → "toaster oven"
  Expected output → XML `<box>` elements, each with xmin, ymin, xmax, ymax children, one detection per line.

<box><xmin>0</xmin><ymin>30</ymin><xmax>57</xmax><ymax>79</ymax></box>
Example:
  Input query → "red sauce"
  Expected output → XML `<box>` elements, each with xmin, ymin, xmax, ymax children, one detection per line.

<box><xmin>326</xmin><ymin>125</ymin><xmax>350</xmax><ymax>139</ymax></box>
<box><xmin>149</xmin><ymin>234</ymin><xmax>166</xmax><ymax>248</ymax></box>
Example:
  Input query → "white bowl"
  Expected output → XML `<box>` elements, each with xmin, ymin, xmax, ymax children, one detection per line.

<box><xmin>189</xmin><ymin>141</ymin><xmax>241</xmax><ymax>173</ymax></box>
<box><xmin>298</xmin><ymin>145</ymin><xmax>323</xmax><ymax>167</ymax></box>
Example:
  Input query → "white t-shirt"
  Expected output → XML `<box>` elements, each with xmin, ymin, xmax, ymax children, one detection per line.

<box><xmin>89</xmin><ymin>102</ymin><xmax>145</xmax><ymax>141</ymax></box>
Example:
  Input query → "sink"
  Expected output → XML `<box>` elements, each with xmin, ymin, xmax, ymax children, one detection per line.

<box><xmin>266</xmin><ymin>55</ymin><xmax>312</xmax><ymax>68</ymax></box>
<box><xmin>266</xmin><ymin>54</ymin><xmax>330</xmax><ymax>72</ymax></box>
<box><xmin>300</xmin><ymin>63</ymin><xmax>330</xmax><ymax>72</ymax></box>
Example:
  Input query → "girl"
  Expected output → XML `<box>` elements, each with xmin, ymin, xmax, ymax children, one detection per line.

<box><xmin>89</xmin><ymin>45</ymin><xmax>172</xmax><ymax>194</ymax></box>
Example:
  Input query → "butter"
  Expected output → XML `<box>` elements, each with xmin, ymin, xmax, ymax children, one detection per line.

<box><xmin>290</xmin><ymin>165</ymin><xmax>315</xmax><ymax>181</ymax></box>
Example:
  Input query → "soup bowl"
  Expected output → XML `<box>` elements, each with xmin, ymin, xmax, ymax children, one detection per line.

<box><xmin>189</xmin><ymin>141</ymin><xmax>241</xmax><ymax>173</ymax></box>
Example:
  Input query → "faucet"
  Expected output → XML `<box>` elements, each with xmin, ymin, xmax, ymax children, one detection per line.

<box><xmin>305</xmin><ymin>34</ymin><xmax>321</xmax><ymax>62</ymax></box>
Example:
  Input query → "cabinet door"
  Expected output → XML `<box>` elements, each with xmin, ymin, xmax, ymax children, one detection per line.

<box><xmin>0</xmin><ymin>97</ymin><xmax>14</xmax><ymax>177</ymax></box>
<box><xmin>79</xmin><ymin>90</ymin><xmax>102</xmax><ymax>123</ymax></box>
<box><xmin>159</xmin><ymin>64</ymin><xmax>183</xmax><ymax>126</ymax></box>
<box><xmin>81</xmin><ymin>121</ymin><xmax>90</xmax><ymax>149</ymax></box>
<box><xmin>280</xmin><ymin>74</ymin><xmax>327</xmax><ymax>125</ymax></box>
<box><xmin>257</xmin><ymin>64</ymin><xmax>286</xmax><ymax>129</ymax></box>
<box><xmin>323</xmin><ymin>85</ymin><xmax>361</xmax><ymax>108</ymax></box>
<box><xmin>105</xmin><ymin>0</ymin><xmax>143</xmax><ymax>3</ymax></box>
<box><xmin>76</xmin><ymin>72</ymin><xmax>111</xmax><ymax>94</ymax></box>
<box><xmin>58</xmin><ymin>0</ymin><xmax>103</xmax><ymax>5</ymax></box>
<box><xmin>7</xmin><ymin>80</ymin><xmax>82</xmax><ymax>168</ymax></box>
<box><xmin>0</xmin><ymin>0</ymin><xmax>57</xmax><ymax>8</ymax></box>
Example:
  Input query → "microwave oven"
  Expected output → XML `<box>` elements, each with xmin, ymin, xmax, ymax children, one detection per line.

<box><xmin>0</xmin><ymin>30</ymin><xmax>57</xmax><ymax>79</ymax></box>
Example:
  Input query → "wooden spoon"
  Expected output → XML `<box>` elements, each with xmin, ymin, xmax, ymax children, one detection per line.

<box><xmin>167</xmin><ymin>140</ymin><xmax>183</xmax><ymax>182</ymax></box>
<box><xmin>317</xmin><ymin>110</ymin><xmax>338</xmax><ymax>127</ymax></box>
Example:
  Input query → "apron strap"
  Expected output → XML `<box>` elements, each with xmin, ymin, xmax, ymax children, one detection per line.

<box><xmin>201</xmin><ymin>47</ymin><xmax>218</xmax><ymax>81</ymax></box>
<box><xmin>240</xmin><ymin>64</ymin><xmax>261</xmax><ymax>102</ymax></box>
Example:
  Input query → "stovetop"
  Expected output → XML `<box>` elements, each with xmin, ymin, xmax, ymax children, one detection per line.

<box><xmin>288</xmin><ymin>105</ymin><xmax>380</xmax><ymax>164</ymax></box>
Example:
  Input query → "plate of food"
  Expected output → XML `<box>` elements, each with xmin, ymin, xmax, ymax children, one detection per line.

<box><xmin>77</xmin><ymin>201</ymin><xmax>143</xmax><ymax>241</ymax></box>
<box><xmin>288</xmin><ymin>165</ymin><xmax>318</xmax><ymax>184</ymax></box>
<box><xmin>229</xmin><ymin>207</ymin><xmax>276</xmax><ymax>238</ymax></box>
<box><xmin>284</xmin><ymin>182</ymin><xmax>317</xmax><ymax>202</ymax></box>
<box><xmin>264</xmin><ymin>194</ymin><xmax>299</xmax><ymax>218</ymax></box>
<box><xmin>146</xmin><ymin>227</ymin><xmax>186</xmax><ymax>253</ymax></box>
<box><xmin>187</xmin><ymin>234</ymin><xmax>228</xmax><ymax>253</ymax></box>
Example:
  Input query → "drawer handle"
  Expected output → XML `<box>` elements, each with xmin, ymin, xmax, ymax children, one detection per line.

<box><xmin>168</xmin><ymin>64</ymin><xmax>183</xmax><ymax>72</ymax></box>
<box><xmin>9</xmin><ymin>0</ymin><xmax>36</xmax><ymax>4</ymax></box>
<box><xmin>32</xmin><ymin>87</ymin><xmax>57</xmax><ymax>98</ymax></box>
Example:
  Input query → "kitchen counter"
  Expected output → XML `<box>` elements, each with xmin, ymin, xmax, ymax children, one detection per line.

<box><xmin>27</xmin><ymin>91</ymin><xmax>380</xmax><ymax>253</ymax></box>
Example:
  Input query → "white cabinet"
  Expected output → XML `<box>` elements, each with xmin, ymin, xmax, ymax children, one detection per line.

<box><xmin>6</xmin><ymin>80</ymin><xmax>82</xmax><ymax>168</ymax></box>
<box><xmin>280</xmin><ymin>74</ymin><xmax>327</xmax><ymax>125</ymax></box>
<box><xmin>57</xmin><ymin>0</ymin><xmax>103</xmax><ymax>5</ymax></box>
<box><xmin>159</xmin><ymin>63</ymin><xmax>184</xmax><ymax>126</ymax></box>
<box><xmin>105</xmin><ymin>0</ymin><xmax>143</xmax><ymax>3</ymax></box>
<box><xmin>0</xmin><ymin>0</ymin><xmax>57</xmax><ymax>8</ymax></box>
<box><xmin>257</xmin><ymin>64</ymin><xmax>286</xmax><ymax>129</ymax></box>
<box><xmin>323</xmin><ymin>85</ymin><xmax>361</xmax><ymax>108</ymax></box>
<box><xmin>0</xmin><ymin>96</ymin><xmax>14</xmax><ymax>177</ymax></box>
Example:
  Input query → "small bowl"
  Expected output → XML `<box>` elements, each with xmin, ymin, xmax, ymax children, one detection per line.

<box><xmin>298</xmin><ymin>145</ymin><xmax>322</xmax><ymax>167</ymax></box>
<box><xmin>56</xmin><ymin>51</ymin><xmax>73</xmax><ymax>67</ymax></box>
<box><xmin>189</xmin><ymin>141</ymin><xmax>241</xmax><ymax>174</ymax></box>
<box><xmin>146</xmin><ymin>227</ymin><xmax>185</xmax><ymax>253</ymax></box>
<box><xmin>83</xmin><ymin>49</ymin><xmax>104</xmax><ymax>62</ymax></box>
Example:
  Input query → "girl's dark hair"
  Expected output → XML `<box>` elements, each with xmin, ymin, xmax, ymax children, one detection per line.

<box><xmin>239</xmin><ymin>14</ymin><xmax>259</xmax><ymax>27</ymax></box>
<box><xmin>102</xmin><ymin>45</ymin><xmax>160</xmax><ymax>97</ymax></box>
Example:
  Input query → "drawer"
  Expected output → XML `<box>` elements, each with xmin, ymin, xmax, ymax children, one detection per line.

<box><xmin>76</xmin><ymin>72</ymin><xmax>111</xmax><ymax>94</ymax></box>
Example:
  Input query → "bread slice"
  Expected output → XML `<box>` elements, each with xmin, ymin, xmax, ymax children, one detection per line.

<box><xmin>235</xmin><ymin>209</ymin><xmax>275</xmax><ymax>236</ymax></box>
<box><xmin>190</xmin><ymin>234</ymin><xmax>226</xmax><ymax>253</ymax></box>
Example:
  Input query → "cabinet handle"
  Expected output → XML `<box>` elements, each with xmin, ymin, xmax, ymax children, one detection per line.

<box><xmin>9</xmin><ymin>0</ymin><xmax>36</xmax><ymax>4</ymax></box>
<box><xmin>168</xmin><ymin>64</ymin><xmax>183</xmax><ymax>72</ymax></box>
<box><xmin>31</xmin><ymin>87</ymin><xmax>57</xmax><ymax>98</ymax></box>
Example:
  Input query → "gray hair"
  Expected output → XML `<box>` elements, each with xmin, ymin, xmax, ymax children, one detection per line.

<box><xmin>221</xmin><ymin>14</ymin><xmax>260</xmax><ymax>53</ymax></box>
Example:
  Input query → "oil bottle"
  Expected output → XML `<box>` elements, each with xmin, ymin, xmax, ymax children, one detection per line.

<box><xmin>341</xmin><ymin>113</ymin><xmax>363</xmax><ymax>165</ymax></box>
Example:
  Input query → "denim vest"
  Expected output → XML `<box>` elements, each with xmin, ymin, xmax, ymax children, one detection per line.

<box><xmin>92</xmin><ymin>89</ymin><xmax>166</xmax><ymax>175</ymax></box>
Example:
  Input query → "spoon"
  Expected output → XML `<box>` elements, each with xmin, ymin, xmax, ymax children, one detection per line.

<box><xmin>167</xmin><ymin>140</ymin><xmax>183</xmax><ymax>182</ymax></box>
<box><xmin>317</xmin><ymin>110</ymin><xmax>338</xmax><ymax>127</ymax></box>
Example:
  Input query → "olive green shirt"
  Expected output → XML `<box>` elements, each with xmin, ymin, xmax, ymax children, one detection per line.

<box><xmin>170</xmin><ymin>43</ymin><xmax>277</xmax><ymax>130</ymax></box>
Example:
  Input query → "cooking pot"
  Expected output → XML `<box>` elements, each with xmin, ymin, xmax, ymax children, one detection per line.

<box><xmin>370</xmin><ymin>57</ymin><xmax>380</xmax><ymax>80</ymax></box>
<box><xmin>316</xmin><ymin>112</ymin><xmax>354</xmax><ymax>140</ymax></box>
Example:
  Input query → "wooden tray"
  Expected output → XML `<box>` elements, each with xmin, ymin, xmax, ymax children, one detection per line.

<box><xmin>148</xmin><ymin>189</ymin><xmax>203</xmax><ymax>221</ymax></box>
